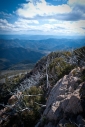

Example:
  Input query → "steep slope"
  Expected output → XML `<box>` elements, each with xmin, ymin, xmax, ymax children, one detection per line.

<box><xmin>0</xmin><ymin>46</ymin><xmax>85</xmax><ymax>127</ymax></box>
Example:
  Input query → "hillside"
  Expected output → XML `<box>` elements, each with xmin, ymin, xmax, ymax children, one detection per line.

<box><xmin>0</xmin><ymin>46</ymin><xmax>85</xmax><ymax>127</ymax></box>
<box><xmin>0</xmin><ymin>47</ymin><xmax>44</xmax><ymax>70</ymax></box>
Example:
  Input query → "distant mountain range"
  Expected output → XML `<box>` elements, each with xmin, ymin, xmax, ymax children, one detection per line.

<box><xmin>0</xmin><ymin>35</ymin><xmax>85</xmax><ymax>40</ymax></box>
<box><xmin>1</xmin><ymin>38</ymin><xmax>85</xmax><ymax>50</ymax></box>
<box><xmin>0</xmin><ymin>37</ymin><xmax>85</xmax><ymax>70</ymax></box>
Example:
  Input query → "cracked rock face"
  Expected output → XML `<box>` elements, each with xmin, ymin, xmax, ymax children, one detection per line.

<box><xmin>43</xmin><ymin>67</ymin><xmax>83</xmax><ymax>121</ymax></box>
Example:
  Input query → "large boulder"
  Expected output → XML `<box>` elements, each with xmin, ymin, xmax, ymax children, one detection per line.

<box><xmin>43</xmin><ymin>67</ymin><xmax>83</xmax><ymax>121</ymax></box>
<box><xmin>8</xmin><ymin>92</ymin><xmax>22</xmax><ymax>105</ymax></box>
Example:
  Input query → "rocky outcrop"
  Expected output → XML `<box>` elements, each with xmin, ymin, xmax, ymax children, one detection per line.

<box><xmin>8</xmin><ymin>92</ymin><xmax>22</xmax><ymax>105</ymax></box>
<box><xmin>42</xmin><ymin>67</ymin><xmax>85</xmax><ymax>126</ymax></box>
<box><xmin>8</xmin><ymin>95</ymin><xmax>18</xmax><ymax>105</ymax></box>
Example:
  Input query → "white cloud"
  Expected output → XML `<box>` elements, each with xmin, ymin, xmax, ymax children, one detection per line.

<box><xmin>68</xmin><ymin>0</ymin><xmax>85</xmax><ymax>5</ymax></box>
<box><xmin>15</xmin><ymin>0</ymin><xmax>85</xmax><ymax>21</ymax></box>
<box><xmin>15</xmin><ymin>18</ymin><xmax>39</xmax><ymax>26</ymax></box>
<box><xmin>0</xmin><ymin>10</ymin><xmax>85</xmax><ymax>35</ymax></box>
<box><xmin>0</xmin><ymin>18</ymin><xmax>39</xmax><ymax>33</ymax></box>
<box><xmin>48</xmin><ymin>19</ymin><xmax>58</xmax><ymax>22</ymax></box>
<box><xmin>0</xmin><ymin>12</ymin><xmax>12</xmax><ymax>18</ymax></box>
<box><xmin>0</xmin><ymin>19</ymin><xmax>8</xmax><ymax>24</ymax></box>
<box><xmin>16</xmin><ymin>0</ymin><xmax>71</xmax><ymax>18</ymax></box>
<box><xmin>40</xmin><ymin>20</ymin><xmax>85</xmax><ymax>35</ymax></box>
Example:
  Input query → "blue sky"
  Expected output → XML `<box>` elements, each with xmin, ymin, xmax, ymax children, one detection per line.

<box><xmin>0</xmin><ymin>0</ymin><xmax>85</xmax><ymax>35</ymax></box>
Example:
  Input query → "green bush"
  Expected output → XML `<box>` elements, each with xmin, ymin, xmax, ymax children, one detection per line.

<box><xmin>48</xmin><ymin>56</ymin><xmax>75</xmax><ymax>86</ymax></box>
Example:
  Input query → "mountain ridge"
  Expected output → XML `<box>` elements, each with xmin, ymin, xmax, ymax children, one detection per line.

<box><xmin>0</xmin><ymin>45</ymin><xmax>85</xmax><ymax>126</ymax></box>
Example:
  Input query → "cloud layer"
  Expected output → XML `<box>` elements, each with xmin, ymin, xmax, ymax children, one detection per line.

<box><xmin>0</xmin><ymin>0</ymin><xmax>85</xmax><ymax>35</ymax></box>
